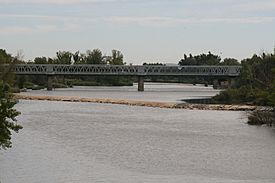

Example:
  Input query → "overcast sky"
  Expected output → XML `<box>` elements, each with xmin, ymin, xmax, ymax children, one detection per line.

<box><xmin>0</xmin><ymin>0</ymin><xmax>275</xmax><ymax>64</ymax></box>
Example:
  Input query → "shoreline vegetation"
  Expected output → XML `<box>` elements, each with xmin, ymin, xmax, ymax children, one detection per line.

<box><xmin>211</xmin><ymin>54</ymin><xmax>275</xmax><ymax>126</ymax></box>
<box><xmin>1</xmin><ymin>48</ymin><xmax>274</xmax><ymax>127</ymax></box>
<box><xmin>15</xmin><ymin>94</ymin><xmax>258</xmax><ymax>111</ymax></box>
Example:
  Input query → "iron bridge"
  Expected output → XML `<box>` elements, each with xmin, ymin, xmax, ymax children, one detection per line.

<box><xmin>14</xmin><ymin>64</ymin><xmax>241</xmax><ymax>76</ymax></box>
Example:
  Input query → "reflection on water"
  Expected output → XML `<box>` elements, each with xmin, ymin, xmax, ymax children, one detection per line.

<box><xmin>0</xmin><ymin>84</ymin><xmax>275</xmax><ymax>183</ymax></box>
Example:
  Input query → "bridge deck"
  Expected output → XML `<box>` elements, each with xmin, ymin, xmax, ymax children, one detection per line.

<box><xmin>13</xmin><ymin>64</ymin><xmax>241</xmax><ymax>76</ymax></box>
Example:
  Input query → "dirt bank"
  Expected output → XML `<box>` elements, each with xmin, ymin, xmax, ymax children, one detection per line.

<box><xmin>14</xmin><ymin>94</ymin><xmax>257</xmax><ymax>111</ymax></box>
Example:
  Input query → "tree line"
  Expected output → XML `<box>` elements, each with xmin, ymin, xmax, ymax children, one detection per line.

<box><xmin>2</xmin><ymin>49</ymin><xmax>242</xmax><ymax>66</ymax></box>
<box><xmin>0</xmin><ymin>48</ymin><xmax>130</xmax><ymax>89</ymax></box>
<box><xmin>178</xmin><ymin>52</ymin><xmax>240</xmax><ymax>66</ymax></box>
<box><xmin>32</xmin><ymin>49</ymin><xmax>124</xmax><ymax>65</ymax></box>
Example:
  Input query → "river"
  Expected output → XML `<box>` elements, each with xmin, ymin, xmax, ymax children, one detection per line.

<box><xmin>1</xmin><ymin>83</ymin><xmax>275</xmax><ymax>183</ymax></box>
<box><xmin>17</xmin><ymin>83</ymin><xmax>221</xmax><ymax>103</ymax></box>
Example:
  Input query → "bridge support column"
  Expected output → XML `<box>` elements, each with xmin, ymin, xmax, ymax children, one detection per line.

<box><xmin>138</xmin><ymin>76</ymin><xmax>144</xmax><ymax>92</ymax></box>
<box><xmin>47</xmin><ymin>75</ymin><xmax>53</xmax><ymax>91</ymax></box>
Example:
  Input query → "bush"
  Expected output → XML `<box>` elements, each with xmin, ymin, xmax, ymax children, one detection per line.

<box><xmin>212</xmin><ymin>54</ymin><xmax>275</xmax><ymax>107</ymax></box>
<box><xmin>247</xmin><ymin>110</ymin><xmax>275</xmax><ymax>126</ymax></box>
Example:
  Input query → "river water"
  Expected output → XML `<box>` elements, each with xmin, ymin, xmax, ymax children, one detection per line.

<box><xmin>18</xmin><ymin>83</ymin><xmax>221</xmax><ymax>103</ymax></box>
<box><xmin>1</xmin><ymin>83</ymin><xmax>275</xmax><ymax>183</ymax></box>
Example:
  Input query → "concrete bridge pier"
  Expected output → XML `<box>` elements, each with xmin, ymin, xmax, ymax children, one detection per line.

<box><xmin>47</xmin><ymin>75</ymin><xmax>54</xmax><ymax>91</ymax></box>
<box><xmin>138</xmin><ymin>76</ymin><xmax>144</xmax><ymax>91</ymax></box>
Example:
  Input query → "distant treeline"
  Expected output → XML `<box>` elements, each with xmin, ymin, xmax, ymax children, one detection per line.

<box><xmin>31</xmin><ymin>49</ymin><xmax>125</xmax><ymax>65</ymax></box>
<box><xmin>0</xmin><ymin>48</ymin><xmax>131</xmax><ymax>88</ymax></box>
<box><xmin>142</xmin><ymin>52</ymin><xmax>240</xmax><ymax>66</ymax></box>
<box><xmin>2</xmin><ymin>49</ymin><xmax>240</xmax><ymax>66</ymax></box>
<box><xmin>1</xmin><ymin>48</ymin><xmax>125</xmax><ymax>65</ymax></box>
<box><xmin>1</xmin><ymin>49</ymin><xmax>244</xmax><ymax>89</ymax></box>
<box><xmin>179</xmin><ymin>52</ymin><xmax>240</xmax><ymax>66</ymax></box>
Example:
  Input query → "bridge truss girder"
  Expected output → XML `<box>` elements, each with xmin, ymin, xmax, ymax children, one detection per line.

<box><xmin>14</xmin><ymin>64</ymin><xmax>241</xmax><ymax>76</ymax></box>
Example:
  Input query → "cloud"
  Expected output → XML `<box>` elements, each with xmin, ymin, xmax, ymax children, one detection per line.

<box><xmin>0</xmin><ymin>24</ymin><xmax>79</xmax><ymax>35</ymax></box>
<box><xmin>235</xmin><ymin>0</ymin><xmax>275</xmax><ymax>11</ymax></box>
<box><xmin>0</xmin><ymin>13</ymin><xmax>100</xmax><ymax>22</ymax></box>
<box><xmin>0</xmin><ymin>14</ymin><xmax>57</xmax><ymax>19</ymax></box>
<box><xmin>1</xmin><ymin>13</ymin><xmax>274</xmax><ymax>32</ymax></box>
<box><xmin>0</xmin><ymin>0</ymin><xmax>117</xmax><ymax>4</ymax></box>
<box><xmin>108</xmin><ymin>16</ymin><xmax>187</xmax><ymax>27</ymax></box>
<box><xmin>195</xmin><ymin>0</ymin><xmax>275</xmax><ymax>11</ymax></box>
<box><xmin>202</xmin><ymin>17</ymin><xmax>275</xmax><ymax>24</ymax></box>
<box><xmin>1</xmin><ymin>0</ymin><xmax>275</xmax><ymax>12</ymax></box>
<box><xmin>108</xmin><ymin>16</ymin><xmax>275</xmax><ymax>27</ymax></box>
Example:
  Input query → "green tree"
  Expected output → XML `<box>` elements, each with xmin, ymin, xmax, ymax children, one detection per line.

<box><xmin>213</xmin><ymin>53</ymin><xmax>275</xmax><ymax>106</ymax></box>
<box><xmin>108</xmin><ymin>50</ymin><xmax>124</xmax><ymax>65</ymax></box>
<box><xmin>267</xmin><ymin>68</ymin><xmax>275</xmax><ymax>106</ymax></box>
<box><xmin>220</xmin><ymin>58</ymin><xmax>240</xmax><ymax>65</ymax></box>
<box><xmin>86</xmin><ymin>49</ymin><xmax>104</xmax><ymax>64</ymax></box>
<box><xmin>0</xmin><ymin>49</ymin><xmax>13</xmax><ymax>64</ymax></box>
<box><xmin>73</xmin><ymin>51</ymin><xmax>86</xmax><ymax>64</ymax></box>
<box><xmin>0</xmin><ymin>49</ymin><xmax>22</xmax><ymax>149</ymax></box>
<box><xmin>0</xmin><ymin>83</ymin><xmax>22</xmax><ymax>149</ymax></box>
<box><xmin>0</xmin><ymin>49</ymin><xmax>15</xmax><ymax>86</ymax></box>
<box><xmin>34</xmin><ymin>57</ymin><xmax>48</xmax><ymax>64</ymax></box>
<box><xmin>179</xmin><ymin>52</ymin><xmax>221</xmax><ymax>65</ymax></box>
<box><xmin>55</xmin><ymin>51</ymin><xmax>73</xmax><ymax>64</ymax></box>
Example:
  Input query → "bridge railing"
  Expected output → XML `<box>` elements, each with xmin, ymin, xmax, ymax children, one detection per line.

<box><xmin>12</xmin><ymin>64</ymin><xmax>242</xmax><ymax>76</ymax></box>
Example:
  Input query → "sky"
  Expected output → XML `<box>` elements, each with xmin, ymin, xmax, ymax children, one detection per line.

<box><xmin>0</xmin><ymin>0</ymin><xmax>275</xmax><ymax>64</ymax></box>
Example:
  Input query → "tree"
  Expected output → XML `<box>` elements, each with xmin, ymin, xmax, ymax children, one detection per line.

<box><xmin>73</xmin><ymin>51</ymin><xmax>86</xmax><ymax>64</ymax></box>
<box><xmin>179</xmin><ymin>52</ymin><xmax>221</xmax><ymax>65</ymax></box>
<box><xmin>267</xmin><ymin>66</ymin><xmax>275</xmax><ymax>106</ymax></box>
<box><xmin>86</xmin><ymin>49</ymin><xmax>104</xmax><ymax>64</ymax></box>
<box><xmin>108</xmin><ymin>50</ymin><xmax>124</xmax><ymax>65</ymax></box>
<box><xmin>0</xmin><ymin>49</ymin><xmax>15</xmax><ymax>86</ymax></box>
<box><xmin>220</xmin><ymin>58</ymin><xmax>240</xmax><ymax>65</ymax></box>
<box><xmin>0</xmin><ymin>83</ymin><xmax>22</xmax><ymax>149</ymax></box>
<box><xmin>55</xmin><ymin>51</ymin><xmax>73</xmax><ymax>64</ymax></box>
<box><xmin>213</xmin><ymin>53</ymin><xmax>275</xmax><ymax>106</ymax></box>
<box><xmin>48</xmin><ymin>57</ymin><xmax>54</xmax><ymax>64</ymax></box>
<box><xmin>0</xmin><ymin>49</ymin><xmax>13</xmax><ymax>64</ymax></box>
<box><xmin>0</xmin><ymin>49</ymin><xmax>22</xmax><ymax>149</ymax></box>
<box><xmin>34</xmin><ymin>57</ymin><xmax>48</xmax><ymax>64</ymax></box>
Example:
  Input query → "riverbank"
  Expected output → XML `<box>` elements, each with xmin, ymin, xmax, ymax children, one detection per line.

<box><xmin>14</xmin><ymin>93</ymin><xmax>257</xmax><ymax>111</ymax></box>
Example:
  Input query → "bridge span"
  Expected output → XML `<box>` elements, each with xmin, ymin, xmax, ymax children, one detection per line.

<box><xmin>13</xmin><ymin>64</ymin><xmax>242</xmax><ymax>91</ymax></box>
